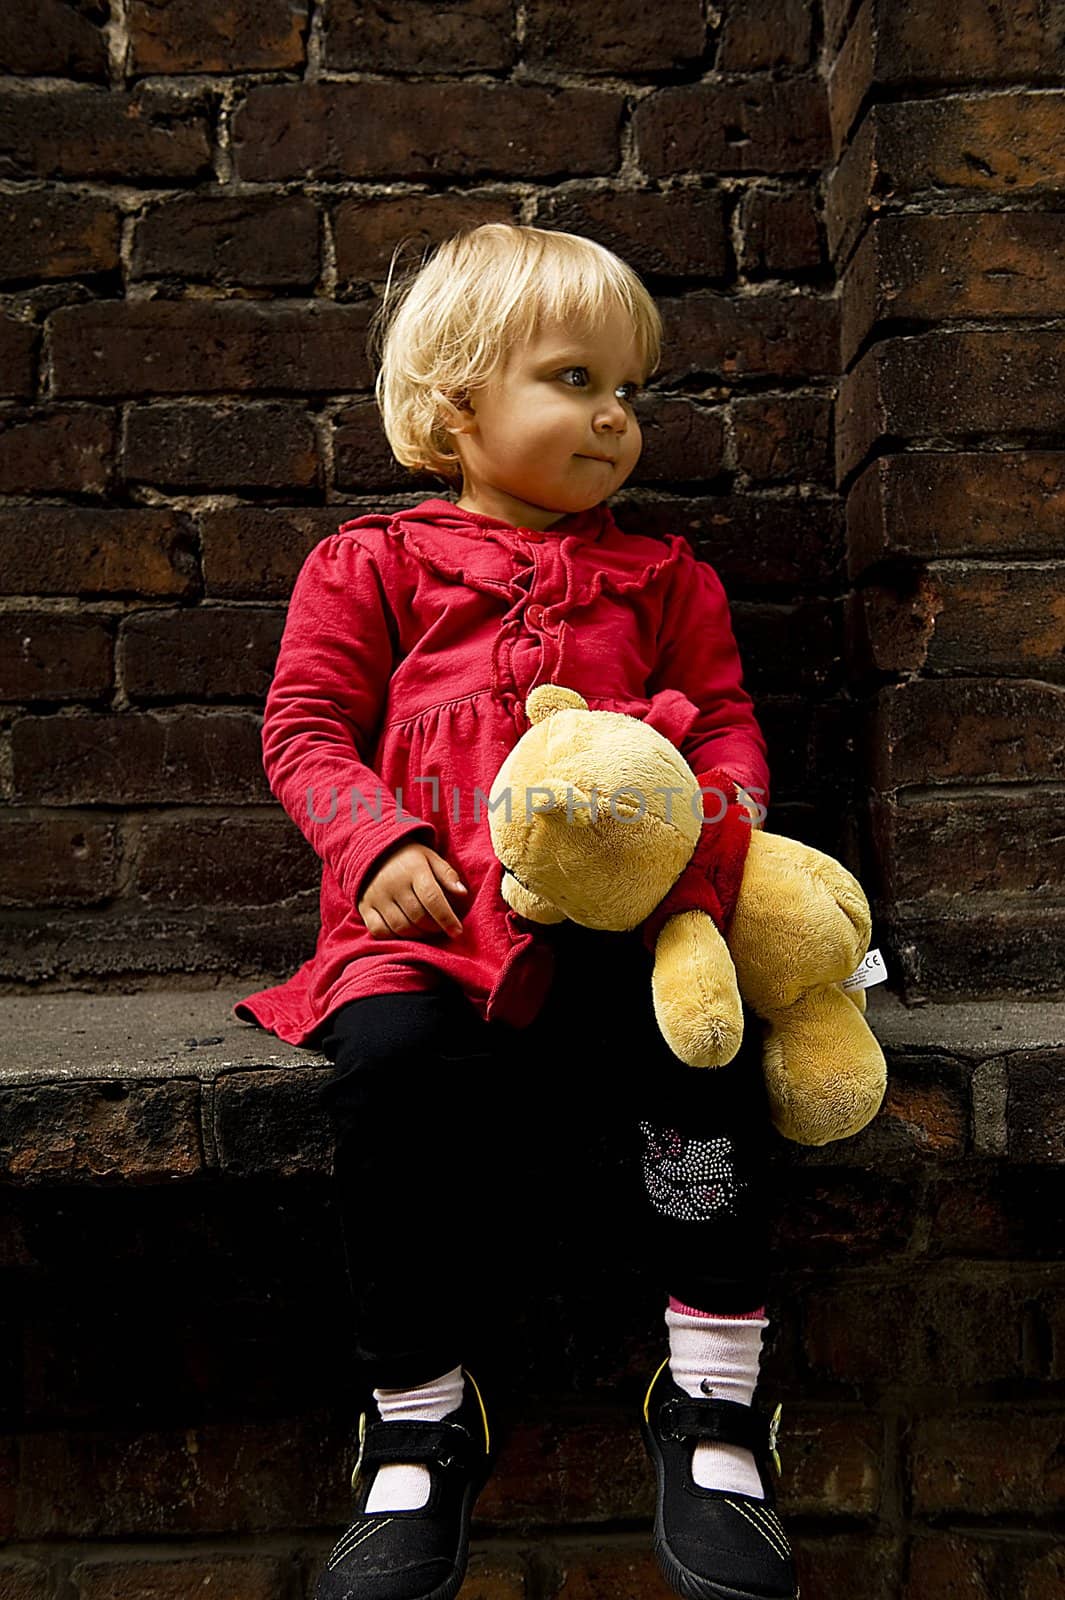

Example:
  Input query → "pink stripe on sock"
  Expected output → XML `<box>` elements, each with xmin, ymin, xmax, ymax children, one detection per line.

<box><xmin>668</xmin><ymin>1296</ymin><xmax>767</xmax><ymax>1319</ymax></box>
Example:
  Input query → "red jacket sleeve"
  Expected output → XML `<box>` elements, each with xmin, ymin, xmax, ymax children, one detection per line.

<box><xmin>647</xmin><ymin>543</ymin><xmax>770</xmax><ymax>814</ymax></box>
<box><xmin>261</xmin><ymin>533</ymin><xmax>436</xmax><ymax>906</ymax></box>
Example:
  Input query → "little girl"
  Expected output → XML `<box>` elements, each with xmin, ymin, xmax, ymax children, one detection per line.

<box><xmin>234</xmin><ymin>223</ymin><xmax>797</xmax><ymax>1600</ymax></box>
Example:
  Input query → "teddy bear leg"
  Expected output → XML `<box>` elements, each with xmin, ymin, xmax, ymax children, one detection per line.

<box><xmin>761</xmin><ymin>985</ymin><xmax>887</xmax><ymax>1146</ymax></box>
<box><xmin>650</xmin><ymin>910</ymin><xmax>745</xmax><ymax>1069</ymax></box>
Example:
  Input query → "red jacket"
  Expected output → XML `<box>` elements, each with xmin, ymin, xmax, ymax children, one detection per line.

<box><xmin>233</xmin><ymin>497</ymin><xmax>770</xmax><ymax>1046</ymax></box>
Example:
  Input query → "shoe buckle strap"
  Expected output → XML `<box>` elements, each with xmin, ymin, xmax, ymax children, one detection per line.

<box><xmin>358</xmin><ymin>1418</ymin><xmax>476</xmax><ymax>1474</ymax></box>
<box><xmin>662</xmin><ymin>1395</ymin><xmax>777</xmax><ymax>1469</ymax></box>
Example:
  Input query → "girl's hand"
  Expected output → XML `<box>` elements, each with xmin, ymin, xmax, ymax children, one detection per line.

<box><xmin>357</xmin><ymin>841</ymin><xmax>469</xmax><ymax>940</ymax></box>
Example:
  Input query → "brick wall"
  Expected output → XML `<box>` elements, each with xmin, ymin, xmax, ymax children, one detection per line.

<box><xmin>0</xmin><ymin>0</ymin><xmax>853</xmax><ymax>996</ymax></box>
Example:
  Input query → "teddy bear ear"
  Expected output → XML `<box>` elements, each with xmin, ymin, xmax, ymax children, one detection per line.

<box><xmin>526</xmin><ymin>684</ymin><xmax>588</xmax><ymax>724</ymax></box>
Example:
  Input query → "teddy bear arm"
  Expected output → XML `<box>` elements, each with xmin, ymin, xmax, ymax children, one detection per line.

<box><xmin>650</xmin><ymin>909</ymin><xmax>745</xmax><ymax>1069</ymax></box>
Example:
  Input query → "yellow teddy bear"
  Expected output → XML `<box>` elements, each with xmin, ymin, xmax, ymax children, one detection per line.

<box><xmin>488</xmin><ymin>685</ymin><xmax>887</xmax><ymax>1147</ymax></box>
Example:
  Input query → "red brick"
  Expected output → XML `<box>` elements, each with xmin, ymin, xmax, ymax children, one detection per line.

<box><xmin>773</xmin><ymin>1171</ymin><xmax>917</xmax><ymax>1264</ymax></box>
<box><xmin>911</xmin><ymin>1412</ymin><xmax>1065</xmax><ymax>1515</ymax></box>
<box><xmin>841</xmin><ymin>212</ymin><xmax>1065</xmax><ymax>369</ymax></box>
<box><xmin>50</xmin><ymin>301</ymin><xmax>372</xmax><ymax>397</ymax></box>
<box><xmin>525</xmin><ymin>0</ymin><xmax>704</xmax><ymax>72</ymax></box>
<box><xmin>119</xmin><ymin>607</ymin><xmax>284</xmax><ymax>701</ymax></box>
<box><xmin>476</xmin><ymin>1416</ymin><xmax>653</xmax><ymax>1527</ymax></box>
<box><xmin>0</xmin><ymin>1079</ymin><xmax>203</xmax><ymax>1184</ymax></box>
<box><xmin>846</xmin><ymin>453</ymin><xmax>1065</xmax><ymax>577</ymax></box>
<box><xmin>0</xmin><ymin>508</ymin><xmax>199</xmax><ymax>598</ymax></box>
<box><xmin>827</xmin><ymin>95</ymin><xmax>1065</xmax><ymax>265</ymax></box>
<box><xmin>871</xmin><ymin>679</ymin><xmax>1065</xmax><ymax>788</ymax></box>
<box><xmin>0</xmin><ymin>0</ymin><xmax>108</xmax><ymax>80</ymax></box>
<box><xmin>132</xmin><ymin>194</ymin><xmax>319</xmax><ymax>288</ymax></box>
<box><xmin>0</xmin><ymin>1559</ymin><xmax>51</xmax><ymax>1600</ymax></box>
<box><xmin>630</xmin><ymin>396</ymin><xmax>725</xmax><ymax>484</ymax></box>
<box><xmin>870</xmin><ymin>794</ymin><xmax>1065</xmax><ymax>901</ymax></box>
<box><xmin>323</xmin><ymin>0</ymin><xmax>515</xmax><ymax>71</ymax></box>
<box><xmin>458</xmin><ymin>1554</ymin><xmax>529</xmax><ymax>1599</ymax></box>
<box><xmin>736</xmin><ymin>187</ymin><xmax>821</xmax><ymax>276</ymax></box>
<box><xmin>131</xmin><ymin>814</ymin><xmax>318</xmax><ymax>904</ymax></box>
<box><xmin>0</xmin><ymin>816</ymin><xmax>120</xmax><ymax>906</ymax></box>
<box><xmin>11</xmin><ymin>712</ymin><xmax>270</xmax><ymax>804</ymax></box>
<box><xmin>926</xmin><ymin>1169</ymin><xmax>1065</xmax><ymax>1261</ymax></box>
<box><xmin>773</xmin><ymin>1410</ymin><xmax>882</xmax><ymax>1516</ymax></box>
<box><xmin>0</xmin><ymin>317</ymin><xmax>36</xmax><ymax>400</ymax></box>
<box><xmin>1008</xmin><ymin>1053</ymin><xmax>1065</xmax><ymax>1164</ymax></box>
<box><xmin>732</xmin><ymin>394</ymin><xmax>832</xmax><ymax>483</ymax></box>
<box><xmin>0</xmin><ymin>86</ymin><xmax>212</xmax><ymax>182</ymax></box>
<box><xmin>717</xmin><ymin>0</ymin><xmax>813</xmax><ymax>69</ymax></box>
<box><xmin>333</xmin><ymin>401</ymin><xmax>429</xmax><ymax>493</ymax></box>
<box><xmin>854</xmin><ymin>1067</ymin><xmax>968</xmax><ymax>1163</ymax></box>
<box><xmin>333</xmin><ymin>192</ymin><xmax>518</xmax><ymax>290</ymax></box>
<box><xmin>906</xmin><ymin>1535</ymin><xmax>1065</xmax><ymax>1600</ymax></box>
<box><xmin>200</xmin><ymin>507</ymin><xmax>354</xmax><ymax>599</ymax></box>
<box><xmin>553</xmin><ymin>1545</ymin><xmax>674</xmax><ymax>1598</ymax></box>
<box><xmin>232</xmin><ymin>82</ymin><xmax>623</xmax><ymax>183</ymax></box>
<box><xmin>124</xmin><ymin>403</ymin><xmax>318</xmax><ymax>491</ymax></box>
<box><xmin>534</xmin><ymin>187</ymin><xmax>729</xmax><ymax>280</ymax></box>
<box><xmin>635</xmin><ymin>80</ymin><xmax>830</xmax><ymax>177</ymax></box>
<box><xmin>72</xmin><ymin>1552</ymin><xmax>288</xmax><ymax>1599</ymax></box>
<box><xmin>795</xmin><ymin>1537</ymin><xmax>900</xmax><ymax>1600</ymax></box>
<box><xmin>658</xmin><ymin>291</ymin><xmax>838</xmax><ymax>383</ymax></box>
<box><xmin>0</xmin><ymin>191</ymin><xmax>121</xmax><ymax>283</ymax></box>
<box><xmin>0</xmin><ymin>408</ymin><xmax>113</xmax><ymax>494</ymax></box>
<box><xmin>0</xmin><ymin>613</ymin><xmax>113</xmax><ymax>702</ymax></box>
<box><xmin>823</xmin><ymin>0</ymin><xmax>857</xmax><ymax>54</ymax></box>
<box><xmin>128</xmin><ymin>0</ymin><xmax>307</xmax><ymax>72</ymax></box>
<box><xmin>611</xmin><ymin>492</ymin><xmax>844</xmax><ymax>589</ymax></box>
<box><xmin>836</xmin><ymin>331</ymin><xmax>1065</xmax><ymax>487</ymax></box>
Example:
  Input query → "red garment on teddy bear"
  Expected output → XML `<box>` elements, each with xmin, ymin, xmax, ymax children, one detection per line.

<box><xmin>640</xmin><ymin>769</ymin><xmax>752</xmax><ymax>955</ymax></box>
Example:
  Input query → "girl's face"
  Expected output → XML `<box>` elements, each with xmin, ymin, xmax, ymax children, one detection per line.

<box><xmin>449</xmin><ymin>303</ymin><xmax>646</xmax><ymax>531</ymax></box>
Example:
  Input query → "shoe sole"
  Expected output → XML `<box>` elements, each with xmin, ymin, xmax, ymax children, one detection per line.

<box><xmin>640</xmin><ymin>1415</ymin><xmax>800</xmax><ymax>1600</ymax></box>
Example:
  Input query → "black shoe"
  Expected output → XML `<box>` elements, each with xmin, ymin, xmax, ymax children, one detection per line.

<box><xmin>315</xmin><ymin>1368</ymin><xmax>494</xmax><ymax>1600</ymax></box>
<box><xmin>640</xmin><ymin>1358</ymin><xmax>799</xmax><ymax>1600</ymax></box>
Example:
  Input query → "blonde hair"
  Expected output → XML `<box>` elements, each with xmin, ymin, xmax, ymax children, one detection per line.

<box><xmin>370</xmin><ymin>223</ymin><xmax>663</xmax><ymax>488</ymax></box>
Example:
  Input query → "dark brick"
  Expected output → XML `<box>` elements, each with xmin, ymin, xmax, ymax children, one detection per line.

<box><xmin>716</xmin><ymin>0</ymin><xmax>813</xmax><ymax>69</ymax></box>
<box><xmin>50</xmin><ymin>301</ymin><xmax>372</xmax><ymax>397</ymax></box>
<box><xmin>213</xmin><ymin>1069</ymin><xmax>333</xmax><ymax>1177</ymax></box>
<box><xmin>72</xmin><ymin>1553</ymin><xmax>289</xmax><ymax>1600</ymax></box>
<box><xmin>0</xmin><ymin>316</ymin><xmax>36</xmax><ymax>399</ymax></box>
<box><xmin>611</xmin><ymin>492</ymin><xmax>844</xmax><ymax>589</ymax></box>
<box><xmin>0</xmin><ymin>1079</ymin><xmax>203</xmax><ymax>1184</ymax></box>
<box><xmin>333</xmin><ymin>192</ymin><xmax>518</xmax><ymax>289</ymax></box>
<box><xmin>1008</xmin><ymin>1053</ymin><xmax>1065</xmax><ymax>1164</ymax></box>
<box><xmin>883</xmin><ymin>905</ymin><xmax>1065</xmax><ymax>1001</ymax></box>
<box><xmin>847</xmin><ymin>453</ymin><xmax>1065</xmax><ymax>577</ymax></box>
<box><xmin>795</xmin><ymin>1538</ymin><xmax>900</xmax><ymax>1600</ymax></box>
<box><xmin>0</xmin><ymin>407</ymin><xmax>113</xmax><ymax>494</ymax></box>
<box><xmin>772</xmin><ymin>1411</ymin><xmax>881</xmax><ymax>1517</ymax></box>
<box><xmin>525</xmin><ymin>0</ymin><xmax>704</xmax><ymax>72</ymax></box>
<box><xmin>0</xmin><ymin>1559</ymin><xmax>51</xmax><ymax>1600</ymax></box>
<box><xmin>323</xmin><ymin>0</ymin><xmax>515</xmax><ymax>72</ymax></box>
<box><xmin>732</xmin><ymin>394</ymin><xmax>832</xmax><ymax>483</ymax></box>
<box><xmin>0</xmin><ymin>86</ymin><xmax>213</xmax><ymax>182</ymax></box>
<box><xmin>841</xmin><ymin>212</ymin><xmax>1065</xmax><ymax>369</ymax></box>
<box><xmin>834</xmin><ymin>1057</ymin><xmax>969</xmax><ymax>1165</ymax></box>
<box><xmin>553</xmin><ymin>1546</ymin><xmax>674</xmax><ymax>1598</ymax></box>
<box><xmin>333</xmin><ymin>401</ymin><xmax>425</xmax><ymax>492</ymax></box>
<box><xmin>870</xmin><ymin>794</ymin><xmax>1065</xmax><ymax>902</ymax></box>
<box><xmin>736</xmin><ymin>187</ymin><xmax>821</xmax><ymax>276</ymax></box>
<box><xmin>132</xmin><ymin>193</ymin><xmax>319</xmax><ymax>288</ymax></box>
<box><xmin>635</xmin><ymin>80</ymin><xmax>830</xmax><ymax>177</ymax></box>
<box><xmin>200</xmin><ymin>507</ymin><xmax>354</xmax><ymax>599</ymax></box>
<box><xmin>476</xmin><ymin>1417</ymin><xmax>652</xmax><ymax>1526</ymax></box>
<box><xmin>533</xmin><ymin>187</ymin><xmax>730</xmax><ymax>280</ymax></box>
<box><xmin>658</xmin><ymin>291</ymin><xmax>838</xmax><ymax>383</ymax></box>
<box><xmin>735</xmin><ymin>600</ymin><xmax>842</xmax><ymax>693</ymax></box>
<box><xmin>119</xmin><ymin>607</ymin><xmax>284</xmax><ymax>701</ymax></box>
<box><xmin>905</xmin><ymin>1536</ymin><xmax>1065</xmax><ymax>1600</ymax></box>
<box><xmin>926</xmin><ymin>1168</ymin><xmax>1065</xmax><ymax>1262</ymax></box>
<box><xmin>630</xmin><ymin>396</ymin><xmax>725</xmax><ymax>483</ymax></box>
<box><xmin>0</xmin><ymin>190</ymin><xmax>121</xmax><ymax>283</ymax></box>
<box><xmin>837</xmin><ymin>331</ymin><xmax>1065</xmax><ymax>487</ymax></box>
<box><xmin>124</xmin><ymin>403</ymin><xmax>319</xmax><ymax>490</ymax></box>
<box><xmin>823</xmin><ymin>0</ymin><xmax>858</xmax><ymax>54</ymax></box>
<box><xmin>0</xmin><ymin>613</ymin><xmax>113</xmax><ymax>702</ymax></box>
<box><xmin>871</xmin><ymin>679</ymin><xmax>1065</xmax><ymax>789</ymax></box>
<box><xmin>773</xmin><ymin>1170</ymin><xmax>917</xmax><ymax>1265</ymax></box>
<box><xmin>0</xmin><ymin>508</ymin><xmax>199</xmax><ymax>598</ymax></box>
<box><xmin>11</xmin><ymin>712</ymin><xmax>269</xmax><ymax>804</ymax></box>
<box><xmin>128</xmin><ymin>0</ymin><xmax>307</xmax><ymax>72</ymax></box>
<box><xmin>0</xmin><ymin>816</ymin><xmax>120</xmax><ymax>906</ymax></box>
<box><xmin>131</xmin><ymin>814</ymin><xmax>318</xmax><ymax>904</ymax></box>
<box><xmin>0</xmin><ymin>0</ymin><xmax>108</xmax><ymax>80</ymax></box>
<box><xmin>827</xmin><ymin>95</ymin><xmax>1065</xmax><ymax>264</ymax></box>
<box><xmin>232</xmin><ymin>82</ymin><xmax>623</xmax><ymax>183</ymax></box>
<box><xmin>911</xmin><ymin>1412</ymin><xmax>1065</xmax><ymax>1515</ymax></box>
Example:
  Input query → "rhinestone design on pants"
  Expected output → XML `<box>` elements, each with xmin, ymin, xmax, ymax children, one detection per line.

<box><xmin>638</xmin><ymin>1121</ymin><xmax>744</xmax><ymax>1221</ymax></box>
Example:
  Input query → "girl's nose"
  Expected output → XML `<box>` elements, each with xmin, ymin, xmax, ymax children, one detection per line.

<box><xmin>594</xmin><ymin>395</ymin><xmax>628</xmax><ymax>432</ymax></box>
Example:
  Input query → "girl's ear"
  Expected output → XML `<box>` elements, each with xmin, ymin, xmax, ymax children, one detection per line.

<box><xmin>441</xmin><ymin>389</ymin><xmax>476</xmax><ymax>436</ymax></box>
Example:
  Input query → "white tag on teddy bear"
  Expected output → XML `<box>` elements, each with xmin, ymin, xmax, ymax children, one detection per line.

<box><xmin>840</xmin><ymin>948</ymin><xmax>888</xmax><ymax>991</ymax></box>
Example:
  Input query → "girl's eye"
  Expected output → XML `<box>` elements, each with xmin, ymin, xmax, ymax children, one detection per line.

<box><xmin>560</xmin><ymin>367</ymin><xmax>589</xmax><ymax>387</ymax></box>
<box><xmin>558</xmin><ymin>369</ymin><xmax>641</xmax><ymax>402</ymax></box>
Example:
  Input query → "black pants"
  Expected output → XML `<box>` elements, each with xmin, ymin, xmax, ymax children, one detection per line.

<box><xmin>315</xmin><ymin>920</ymin><xmax>773</xmax><ymax>1390</ymax></box>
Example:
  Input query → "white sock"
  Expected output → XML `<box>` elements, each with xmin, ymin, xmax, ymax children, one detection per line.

<box><xmin>666</xmin><ymin>1306</ymin><xmax>769</xmax><ymax>1499</ymax></box>
<box><xmin>363</xmin><ymin>1365</ymin><xmax>465</xmax><ymax>1512</ymax></box>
